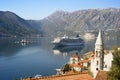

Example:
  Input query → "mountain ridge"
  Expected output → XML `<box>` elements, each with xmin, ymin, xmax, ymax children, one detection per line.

<box><xmin>40</xmin><ymin>8</ymin><xmax>120</xmax><ymax>36</ymax></box>
<box><xmin>0</xmin><ymin>8</ymin><xmax>120</xmax><ymax>37</ymax></box>
<box><xmin>0</xmin><ymin>11</ymin><xmax>41</xmax><ymax>37</ymax></box>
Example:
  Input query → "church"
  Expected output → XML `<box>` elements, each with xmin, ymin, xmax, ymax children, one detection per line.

<box><xmin>56</xmin><ymin>30</ymin><xmax>114</xmax><ymax>79</ymax></box>
<box><xmin>90</xmin><ymin>30</ymin><xmax>113</xmax><ymax>78</ymax></box>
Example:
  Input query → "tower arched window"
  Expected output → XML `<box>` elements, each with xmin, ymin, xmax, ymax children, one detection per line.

<box><xmin>96</xmin><ymin>51</ymin><xmax>98</xmax><ymax>57</ymax></box>
<box><xmin>72</xmin><ymin>59</ymin><xmax>76</xmax><ymax>64</ymax></box>
<box><xmin>97</xmin><ymin>61</ymin><xmax>99</xmax><ymax>65</ymax></box>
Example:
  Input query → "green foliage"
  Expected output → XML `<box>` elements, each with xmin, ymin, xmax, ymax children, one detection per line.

<box><xmin>0</xmin><ymin>11</ymin><xmax>40</xmax><ymax>37</ymax></box>
<box><xmin>83</xmin><ymin>56</ymin><xmax>89</xmax><ymax>60</ymax></box>
<box><xmin>107</xmin><ymin>47</ymin><xmax>120</xmax><ymax>80</ymax></box>
<box><xmin>112</xmin><ymin>46</ymin><xmax>119</xmax><ymax>50</ymax></box>
<box><xmin>84</xmin><ymin>66</ymin><xmax>88</xmax><ymax>70</ymax></box>
<box><xmin>63</xmin><ymin>64</ymin><xmax>71</xmax><ymax>72</ymax></box>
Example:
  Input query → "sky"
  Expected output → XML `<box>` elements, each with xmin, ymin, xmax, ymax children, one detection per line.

<box><xmin>0</xmin><ymin>0</ymin><xmax>120</xmax><ymax>20</ymax></box>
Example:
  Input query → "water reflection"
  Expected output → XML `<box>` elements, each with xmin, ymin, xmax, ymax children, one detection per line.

<box><xmin>52</xmin><ymin>45</ymin><xmax>84</xmax><ymax>57</ymax></box>
<box><xmin>0</xmin><ymin>36</ymin><xmax>120</xmax><ymax>80</ymax></box>
<box><xmin>0</xmin><ymin>38</ymin><xmax>42</xmax><ymax>57</ymax></box>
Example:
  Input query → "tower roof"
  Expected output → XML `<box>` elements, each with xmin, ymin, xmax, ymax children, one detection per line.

<box><xmin>95</xmin><ymin>30</ymin><xmax>103</xmax><ymax>45</ymax></box>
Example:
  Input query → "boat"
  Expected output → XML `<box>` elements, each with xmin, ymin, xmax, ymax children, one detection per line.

<box><xmin>34</xmin><ymin>74</ymin><xmax>42</xmax><ymax>78</ymax></box>
<box><xmin>21</xmin><ymin>39</ymin><xmax>28</xmax><ymax>43</ymax></box>
<box><xmin>52</xmin><ymin>35</ymin><xmax>84</xmax><ymax>47</ymax></box>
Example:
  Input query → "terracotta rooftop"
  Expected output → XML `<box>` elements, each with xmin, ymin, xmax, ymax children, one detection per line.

<box><xmin>80</xmin><ymin>59</ymin><xmax>90</xmax><ymax>63</ymax></box>
<box><xmin>23</xmin><ymin>74</ymin><xmax>93</xmax><ymax>80</ymax></box>
<box><xmin>83</xmin><ymin>51</ymin><xmax>94</xmax><ymax>56</ymax></box>
<box><xmin>83</xmin><ymin>50</ymin><xmax>109</xmax><ymax>56</ymax></box>
<box><xmin>84</xmin><ymin>50</ymin><xmax>111</xmax><ymax>60</ymax></box>
<box><xmin>95</xmin><ymin>70</ymin><xmax>109</xmax><ymax>80</ymax></box>
<box><xmin>70</xmin><ymin>63</ymin><xmax>83</xmax><ymax>68</ymax></box>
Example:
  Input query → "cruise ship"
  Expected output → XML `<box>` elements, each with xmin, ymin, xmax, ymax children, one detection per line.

<box><xmin>52</xmin><ymin>35</ymin><xmax>84</xmax><ymax>47</ymax></box>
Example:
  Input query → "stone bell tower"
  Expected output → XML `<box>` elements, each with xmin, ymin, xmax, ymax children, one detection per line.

<box><xmin>94</xmin><ymin>30</ymin><xmax>104</xmax><ymax>70</ymax></box>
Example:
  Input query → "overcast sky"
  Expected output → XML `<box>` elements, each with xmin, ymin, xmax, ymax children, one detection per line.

<box><xmin>0</xmin><ymin>0</ymin><xmax>120</xmax><ymax>20</ymax></box>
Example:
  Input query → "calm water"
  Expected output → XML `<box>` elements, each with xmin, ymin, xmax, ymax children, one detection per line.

<box><xmin>0</xmin><ymin>37</ymin><xmax>119</xmax><ymax>80</ymax></box>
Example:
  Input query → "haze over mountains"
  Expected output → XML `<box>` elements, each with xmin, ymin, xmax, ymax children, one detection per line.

<box><xmin>0</xmin><ymin>8</ymin><xmax>120</xmax><ymax>37</ymax></box>
<box><xmin>41</xmin><ymin>8</ymin><xmax>120</xmax><ymax>36</ymax></box>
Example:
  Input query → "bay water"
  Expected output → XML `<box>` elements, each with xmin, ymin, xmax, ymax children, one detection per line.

<box><xmin>0</xmin><ymin>37</ymin><xmax>119</xmax><ymax>80</ymax></box>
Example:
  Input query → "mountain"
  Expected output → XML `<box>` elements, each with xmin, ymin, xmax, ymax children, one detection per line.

<box><xmin>0</xmin><ymin>8</ymin><xmax>120</xmax><ymax>37</ymax></box>
<box><xmin>0</xmin><ymin>11</ymin><xmax>41</xmax><ymax>37</ymax></box>
<box><xmin>40</xmin><ymin>8</ymin><xmax>120</xmax><ymax>36</ymax></box>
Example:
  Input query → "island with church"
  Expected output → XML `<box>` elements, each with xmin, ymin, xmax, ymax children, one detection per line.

<box><xmin>22</xmin><ymin>30</ymin><xmax>120</xmax><ymax>80</ymax></box>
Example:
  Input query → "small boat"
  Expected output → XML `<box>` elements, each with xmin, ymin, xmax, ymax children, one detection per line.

<box><xmin>34</xmin><ymin>74</ymin><xmax>42</xmax><ymax>78</ymax></box>
<box><xmin>21</xmin><ymin>39</ymin><xmax>28</xmax><ymax>43</ymax></box>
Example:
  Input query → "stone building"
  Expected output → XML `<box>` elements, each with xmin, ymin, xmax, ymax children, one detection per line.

<box><xmin>90</xmin><ymin>30</ymin><xmax>113</xmax><ymax>78</ymax></box>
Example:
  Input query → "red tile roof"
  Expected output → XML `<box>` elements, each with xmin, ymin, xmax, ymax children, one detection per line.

<box><xmin>23</xmin><ymin>74</ymin><xmax>93</xmax><ymax>80</ymax></box>
<box><xmin>80</xmin><ymin>60</ymin><xmax>90</xmax><ymax>63</ymax></box>
<box><xmin>83</xmin><ymin>51</ymin><xmax>94</xmax><ymax>56</ymax></box>
<box><xmin>95</xmin><ymin>70</ymin><xmax>109</xmax><ymax>80</ymax></box>
<box><xmin>70</xmin><ymin>63</ymin><xmax>83</xmax><ymax>68</ymax></box>
<box><xmin>83</xmin><ymin>51</ymin><xmax>94</xmax><ymax>60</ymax></box>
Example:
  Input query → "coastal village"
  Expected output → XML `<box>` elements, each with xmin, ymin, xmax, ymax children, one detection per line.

<box><xmin>23</xmin><ymin>30</ymin><xmax>119</xmax><ymax>80</ymax></box>
<box><xmin>0</xmin><ymin>1</ymin><xmax>120</xmax><ymax>80</ymax></box>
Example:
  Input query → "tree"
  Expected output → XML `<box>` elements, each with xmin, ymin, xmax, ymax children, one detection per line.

<box><xmin>107</xmin><ymin>47</ymin><xmax>120</xmax><ymax>80</ymax></box>
<box><xmin>63</xmin><ymin>64</ymin><xmax>71</xmax><ymax>72</ymax></box>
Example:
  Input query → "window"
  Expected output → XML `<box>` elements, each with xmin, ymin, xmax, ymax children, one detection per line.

<box><xmin>96</xmin><ymin>51</ymin><xmax>98</xmax><ymax>57</ymax></box>
<box><xmin>96</xmin><ymin>51</ymin><xmax>100</xmax><ymax>57</ymax></box>
<box><xmin>104</xmin><ymin>64</ymin><xmax>107</xmax><ymax>68</ymax></box>
<box><xmin>72</xmin><ymin>59</ymin><xmax>76</xmax><ymax>64</ymax></box>
<box><xmin>97</xmin><ymin>61</ymin><xmax>99</xmax><ymax>65</ymax></box>
<box><xmin>96</xmin><ymin>68</ymin><xmax>98</xmax><ymax>71</ymax></box>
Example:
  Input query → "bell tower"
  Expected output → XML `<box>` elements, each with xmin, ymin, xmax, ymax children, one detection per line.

<box><xmin>94</xmin><ymin>30</ymin><xmax>104</xmax><ymax>70</ymax></box>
